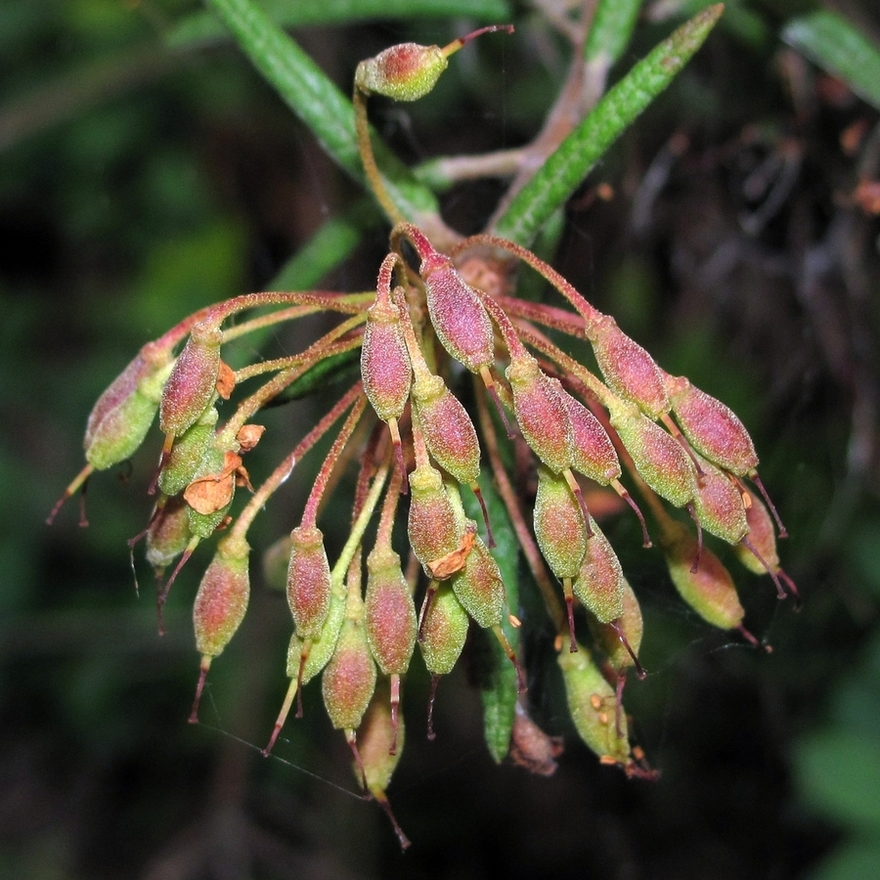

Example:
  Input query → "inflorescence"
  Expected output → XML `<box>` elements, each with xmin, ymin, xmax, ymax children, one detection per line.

<box><xmin>51</xmin><ymin>25</ymin><xmax>797</xmax><ymax>850</ymax></box>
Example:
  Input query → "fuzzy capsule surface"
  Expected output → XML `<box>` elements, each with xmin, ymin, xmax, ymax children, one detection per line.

<box><xmin>193</xmin><ymin>535</ymin><xmax>250</xmax><ymax>658</ymax></box>
<box><xmin>560</xmin><ymin>389</ymin><xmax>621</xmax><ymax>484</ymax></box>
<box><xmin>285</xmin><ymin>584</ymin><xmax>346</xmax><ymax>684</ymax></box>
<box><xmin>573</xmin><ymin>519</ymin><xmax>625</xmax><ymax>624</ymax></box>
<box><xmin>587</xmin><ymin>577</ymin><xmax>643</xmax><ymax>671</ymax></box>
<box><xmin>286</xmin><ymin>525</ymin><xmax>333</xmax><ymax>640</ymax></box>
<box><xmin>159</xmin><ymin>322</ymin><xmax>222</xmax><ymax>438</ymax></box>
<box><xmin>533</xmin><ymin>467</ymin><xmax>587</xmax><ymax>579</ymax></box>
<box><xmin>558</xmin><ymin>640</ymin><xmax>631</xmax><ymax>765</ymax></box>
<box><xmin>355</xmin><ymin>42</ymin><xmax>448</xmax><ymax>101</ymax></box>
<box><xmin>610</xmin><ymin>402</ymin><xmax>697</xmax><ymax>508</ymax></box>
<box><xmin>157</xmin><ymin>406</ymin><xmax>218</xmax><ymax>497</ymax></box>
<box><xmin>506</xmin><ymin>357</ymin><xmax>572</xmax><ymax>473</ymax></box>
<box><xmin>450</xmin><ymin>531</ymin><xmax>505</xmax><ymax>629</ymax></box>
<box><xmin>85</xmin><ymin>343</ymin><xmax>173</xmax><ymax>471</ymax></box>
<box><xmin>419</xmin><ymin>582</ymin><xmax>469</xmax><ymax>675</ymax></box>
<box><xmin>587</xmin><ymin>314</ymin><xmax>669</xmax><ymax>419</ymax></box>
<box><xmin>734</xmin><ymin>492</ymin><xmax>779</xmax><ymax>575</ymax></box>
<box><xmin>322</xmin><ymin>608</ymin><xmax>377</xmax><ymax>731</ymax></box>
<box><xmin>666</xmin><ymin>375</ymin><xmax>758</xmax><ymax>476</ymax></box>
<box><xmin>421</xmin><ymin>254</ymin><xmax>495</xmax><ymax>374</ymax></box>
<box><xmin>361</xmin><ymin>299</ymin><xmax>412</xmax><ymax>423</ymax></box>
<box><xmin>365</xmin><ymin>547</ymin><xmax>418</xmax><ymax>675</ymax></box>
<box><xmin>407</xmin><ymin>463</ymin><xmax>465</xmax><ymax>571</ymax></box>
<box><xmin>359</xmin><ymin>680</ymin><xmax>404</xmax><ymax>791</ymax></box>
<box><xmin>692</xmin><ymin>456</ymin><xmax>749</xmax><ymax>545</ymax></box>
<box><xmin>145</xmin><ymin>496</ymin><xmax>192</xmax><ymax>572</ymax></box>
<box><xmin>663</xmin><ymin>521</ymin><xmax>744</xmax><ymax>630</ymax></box>
<box><xmin>412</xmin><ymin>373</ymin><xmax>481</xmax><ymax>485</ymax></box>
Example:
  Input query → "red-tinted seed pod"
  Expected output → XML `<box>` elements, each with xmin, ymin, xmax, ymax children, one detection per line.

<box><xmin>355</xmin><ymin>42</ymin><xmax>448</xmax><ymax>102</ymax></box>
<box><xmin>559</xmin><ymin>389</ymin><xmax>621</xmax><ymax>484</ymax></box>
<box><xmin>734</xmin><ymin>492</ymin><xmax>799</xmax><ymax>601</ymax></box>
<box><xmin>735</xmin><ymin>491</ymin><xmax>779</xmax><ymax>576</ymax></box>
<box><xmin>419</xmin><ymin>582</ymin><xmax>469</xmax><ymax>676</ymax></box>
<box><xmin>587</xmin><ymin>577</ymin><xmax>643</xmax><ymax>673</ymax></box>
<box><xmin>610</xmin><ymin>401</ymin><xmax>698</xmax><ymax>508</ymax></box>
<box><xmin>193</xmin><ymin>534</ymin><xmax>250</xmax><ymax>659</ymax></box>
<box><xmin>365</xmin><ymin>546</ymin><xmax>418</xmax><ymax>676</ymax></box>
<box><xmin>285</xmin><ymin>587</ymin><xmax>346</xmax><ymax>686</ymax></box>
<box><xmin>357</xmin><ymin>681</ymin><xmax>410</xmax><ymax>850</ymax></box>
<box><xmin>160</xmin><ymin>321</ymin><xmax>223</xmax><ymax>438</ymax></box>
<box><xmin>145</xmin><ymin>496</ymin><xmax>192</xmax><ymax>575</ymax></box>
<box><xmin>662</xmin><ymin>520</ymin><xmax>746</xmax><ymax>632</ymax></box>
<box><xmin>157</xmin><ymin>406</ymin><xmax>218</xmax><ymax>497</ymax></box>
<box><xmin>665</xmin><ymin>374</ymin><xmax>758</xmax><ymax>476</ymax></box>
<box><xmin>585</xmin><ymin>577</ymin><xmax>645</xmax><ymax>737</ymax></box>
<box><xmin>84</xmin><ymin>341</ymin><xmax>174</xmax><ymax>471</ymax></box>
<box><xmin>189</xmin><ymin>533</ymin><xmax>250</xmax><ymax>724</ymax></box>
<box><xmin>506</xmin><ymin>355</ymin><xmax>572</xmax><ymax>473</ymax></box>
<box><xmin>407</xmin><ymin>463</ymin><xmax>465</xmax><ymax>573</ymax></box>
<box><xmin>692</xmin><ymin>455</ymin><xmax>749</xmax><ymax>545</ymax></box>
<box><xmin>585</xmin><ymin>314</ymin><xmax>669</xmax><ymax>419</ymax></box>
<box><xmin>263</xmin><ymin>586</ymin><xmax>346</xmax><ymax>756</ymax></box>
<box><xmin>557</xmin><ymin>639</ymin><xmax>632</xmax><ymax>767</ymax></box>
<box><xmin>412</xmin><ymin>372</ymin><xmax>481</xmax><ymax>485</ymax></box>
<box><xmin>449</xmin><ymin>533</ymin><xmax>525</xmax><ymax>689</ymax></box>
<box><xmin>450</xmin><ymin>530</ymin><xmax>505</xmax><ymax>629</ymax></box>
<box><xmin>364</xmin><ymin>546</ymin><xmax>417</xmax><ymax>754</ymax></box>
<box><xmin>322</xmin><ymin>594</ymin><xmax>377</xmax><ymax>732</ymax></box>
<box><xmin>421</xmin><ymin>262</ymin><xmax>495</xmax><ymax>375</ymax></box>
<box><xmin>419</xmin><ymin>580</ymin><xmax>469</xmax><ymax>738</ymax></box>
<box><xmin>572</xmin><ymin>518</ymin><xmax>625</xmax><ymax>624</ymax></box>
<box><xmin>286</xmin><ymin>525</ymin><xmax>332</xmax><ymax>640</ymax></box>
<box><xmin>361</xmin><ymin>291</ymin><xmax>412</xmax><ymax>424</ymax></box>
<box><xmin>533</xmin><ymin>467</ymin><xmax>587</xmax><ymax>579</ymax></box>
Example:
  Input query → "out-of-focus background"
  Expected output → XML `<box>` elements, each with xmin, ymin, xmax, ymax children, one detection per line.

<box><xmin>3</xmin><ymin>1</ymin><xmax>880</xmax><ymax>877</ymax></box>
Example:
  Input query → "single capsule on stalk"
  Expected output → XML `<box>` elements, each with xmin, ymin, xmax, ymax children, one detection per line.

<box><xmin>160</xmin><ymin>321</ymin><xmax>224</xmax><ymax>439</ymax></box>
<box><xmin>190</xmin><ymin>534</ymin><xmax>250</xmax><ymax>722</ymax></box>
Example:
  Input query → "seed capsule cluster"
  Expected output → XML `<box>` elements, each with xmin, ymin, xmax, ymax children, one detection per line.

<box><xmin>53</xmin><ymin>30</ymin><xmax>796</xmax><ymax>849</ymax></box>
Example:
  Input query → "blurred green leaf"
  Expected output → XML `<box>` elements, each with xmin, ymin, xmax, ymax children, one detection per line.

<box><xmin>783</xmin><ymin>11</ymin><xmax>880</xmax><ymax>111</ymax></box>
<box><xmin>845</xmin><ymin>519</ymin><xmax>880</xmax><ymax>599</ymax></box>
<box><xmin>798</xmin><ymin>730</ymin><xmax>880</xmax><ymax>830</ymax></box>
<box><xmin>584</xmin><ymin>0</ymin><xmax>642</xmax><ymax>68</ymax></box>
<box><xmin>492</xmin><ymin>4</ymin><xmax>724</xmax><ymax>245</ymax></box>
<box><xmin>807</xmin><ymin>839</ymin><xmax>880</xmax><ymax>880</ymax></box>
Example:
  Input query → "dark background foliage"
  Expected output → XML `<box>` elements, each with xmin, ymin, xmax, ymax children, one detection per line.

<box><xmin>3</xmin><ymin>1</ymin><xmax>880</xmax><ymax>877</ymax></box>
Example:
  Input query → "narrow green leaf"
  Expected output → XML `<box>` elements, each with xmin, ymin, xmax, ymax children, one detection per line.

<box><xmin>462</xmin><ymin>471</ymin><xmax>520</xmax><ymax>763</ymax></box>
<box><xmin>203</xmin><ymin>0</ymin><xmax>440</xmax><ymax>224</ymax></box>
<box><xmin>171</xmin><ymin>0</ymin><xmax>511</xmax><ymax>48</ymax></box>
<box><xmin>783</xmin><ymin>10</ymin><xmax>880</xmax><ymax>112</ymax></box>
<box><xmin>584</xmin><ymin>0</ymin><xmax>642</xmax><ymax>69</ymax></box>
<box><xmin>492</xmin><ymin>3</ymin><xmax>724</xmax><ymax>246</ymax></box>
